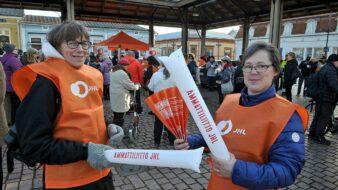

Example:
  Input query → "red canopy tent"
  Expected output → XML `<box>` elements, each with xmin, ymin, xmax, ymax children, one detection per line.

<box><xmin>96</xmin><ymin>31</ymin><xmax>150</xmax><ymax>51</ymax></box>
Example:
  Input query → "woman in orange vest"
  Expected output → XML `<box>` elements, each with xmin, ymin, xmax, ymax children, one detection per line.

<box><xmin>11</xmin><ymin>21</ymin><xmax>124</xmax><ymax>189</ymax></box>
<box><xmin>175</xmin><ymin>41</ymin><xmax>308</xmax><ymax>189</ymax></box>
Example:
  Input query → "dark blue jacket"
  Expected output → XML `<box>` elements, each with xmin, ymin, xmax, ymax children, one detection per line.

<box><xmin>187</xmin><ymin>86</ymin><xmax>305</xmax><ymax>189</ymax></box>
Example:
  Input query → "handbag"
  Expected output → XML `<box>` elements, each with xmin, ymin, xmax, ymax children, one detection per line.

<box><xmin>221</xmin><ymin>77</ymin><xmax>234</xmax><ymax>94</ymax></box>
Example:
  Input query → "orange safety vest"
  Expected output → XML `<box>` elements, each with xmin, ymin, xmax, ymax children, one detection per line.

<box><xmin>208</xmin><ymin>94</ymin><xmax>308</xmax><ymax>190</ymax></box>
<box><xmin>12</xmin><ymin>58</ymin><xmax>110</xmax><ymax>189</ymax></box>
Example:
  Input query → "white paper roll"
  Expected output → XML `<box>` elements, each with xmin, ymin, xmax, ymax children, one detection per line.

<box><xmin>104</xmin><ymin>147</ymin><xmax>204</xmax><ymax>173</ymax></box>
<box><xmin>159</xmin><ymin>49</ymin><xmax>230</xmax><ymax>160</ymax></box>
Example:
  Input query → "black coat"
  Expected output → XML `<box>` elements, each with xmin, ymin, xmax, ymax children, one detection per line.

<box><xmin>284</xmin><ymin>59</ymin><xmax>300</xmax><ymax>86</ymax></box>
<box><xmin>318</xmin><ymin>62</ymin><xmax>338</xmax><ymax>103</ymax></box>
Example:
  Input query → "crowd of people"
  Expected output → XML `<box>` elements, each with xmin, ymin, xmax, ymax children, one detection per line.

<box><xmin>0</xmin><ymin>20</ymin><xmax>336</xmax><ymax>189</ymax></box>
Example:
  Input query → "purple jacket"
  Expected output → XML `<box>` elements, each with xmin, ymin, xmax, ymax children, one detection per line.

<box><xmin>1</xmin><ymin>53</ymin><xmax>23</xmax><ymax>92</ymax></box>
<box><xmin>100</xmin><ymin>60</ymin><xmax>112</xmax><ymax>85</ymax></box>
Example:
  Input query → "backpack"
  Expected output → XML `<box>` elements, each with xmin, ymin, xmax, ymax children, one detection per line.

<box><xmin>305</xmin><ymin>72</ymin><xmax>319</xmax><ymax>99</ymax></box>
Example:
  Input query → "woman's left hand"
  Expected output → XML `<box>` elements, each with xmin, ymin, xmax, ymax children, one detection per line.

<box><xmin>211</xmin><ymin>153</ymin><xmax>237</xmax><ymax>178</ymax></box>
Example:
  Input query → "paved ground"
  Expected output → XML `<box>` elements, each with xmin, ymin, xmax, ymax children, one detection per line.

<box><xmin>2</xmin><ymin>84</ymin><xmax>338</xmax><ymax>190</ymax></box>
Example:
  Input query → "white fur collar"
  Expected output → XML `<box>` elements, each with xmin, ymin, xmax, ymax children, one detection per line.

<box><xmin>42</xmin><ymin>41</ymin><xmax>64</xmax><ymax>60</ymax></box>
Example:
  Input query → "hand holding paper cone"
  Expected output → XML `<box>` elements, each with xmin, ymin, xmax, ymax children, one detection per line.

<box><xmin>145</xmin><ymin>87</ymin><xmax>189</xmax><ymax>139</ymax></box>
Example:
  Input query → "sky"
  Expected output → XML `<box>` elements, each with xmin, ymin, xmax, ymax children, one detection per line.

<box><xmin>24</xmin><ymin>10</ymin><xmax>239</xmax><ymax>35</ymax></box>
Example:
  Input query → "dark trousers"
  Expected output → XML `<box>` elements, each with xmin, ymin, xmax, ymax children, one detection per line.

<box><xmin>207</xmin><ymin>76</ymin><xmax>216</xmax><ymax>90</ymax></box>
<box><xmin>297</xmin><ymin>76</ymin><xmax>304</xmax><ymax>95</ymax></box>
<box><xmin>47</xmin><ymin>173</ymin><xmax>114</xmax><ymax>190</ymax></box>
<box><xmin>113</xmin><ymin>112</ymin><xmax>125</xmax><ymax>127</ymax></box>
<box><xmin>154</xmin><ymin>116</ymin><xmax>175</xmax><ymax>145</ymax></box>
<box><xmin>309</xmin><ymin>102</ymin><xmax>335</xmax><ymax>137</ymax></box>
<box><xmin>285</xmin><ymin>84</ymin><xmax>293</xmax><ymax>102</ymax></box>
<box><xmin>7</xmin><ymin>92</ymin><xmax>20</xmax><ymax>124</ymax></box>
<box><xmin>216</xmin><ymin>83</ymin><xmax>224</xmax><ymax>104</ymax></box>
<box><xmin>135</xmin><ymin>90</ymin><xmax>143</xmax><ymax>114</ymax></box>
<box><xmin>103</xmin><ymin>85</ymin><xmax>110</xmax><ymax>100</ymax></box>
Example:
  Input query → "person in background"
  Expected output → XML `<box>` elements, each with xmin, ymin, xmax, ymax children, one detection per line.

<box><xmin>23</xmin><ymin>48</ymin><xmax>40</xmax><ymax>65</ymax></box>
<box><xmin>38</xmin><ymin>49</ymin><xmax>46</xmax><ymax>62</ymax></box>
<box><xmin>100</xmin><ymin>56</ymin><xmax>112</xmax><ymax>100</ymax></box>
<box><xmin>110</xmin><ymin>59</ymin><xmax>139</xmax><ymax>127</ymax></box>
<box><xmin>12</xmin><ymin>21</ymin><xmax>124</xmax><ymax>189</ymax></box>
<box><xmin>148</xmin><ymin>57</ymin><xmax>176</xmax><ymax>147</ymax></box>
<box><xmin>206</xmin><ymin>56</ymin><xmax>218</xmax><ymax>90</ymax></box>
<box><xmin>283</xmin><ymin>52</ymin><xmax>300</xmax><ymax>102</ymax></box>
<box><xmin>112</xmin><ymin>53</ymin><xmax>118</xmax><ymax>66</ymax></box>
<box><xmin>215</xmin><ymin>56</ymin><xmax>233</xmax><ymax>104</ymax></box>
<box><xmin>144</xmin><ymin>56</ymin><xmax>160</xmax><ymax>115</ymax></box>
<box><xmin>309</xmin><ymin>54</ymin><xmax>338</xmax><ymax>145</ymax></box>
<box><xmin>124</xmin><ymin>50</ymin><xmax>144</xmax><ymax>114</ymax></box>
<box><xmin>174</xmin><ymin>42</ymin><xmax>308</xmax><ymax>189</ymax></box>
<box><xmin>96</xmin><ymin>48</ymin><xmax>104</xmax><ymax>62</ymax></box>
<box><xmin>297</xmin><ymin>56</ymin><xmax>311</xmax><ymax>96</ymax></box>
<box><xmin>187</xmin><ymin>54</ymin><xmax>197</xmax><ymax>81</ymax></box>
<box><xmin>0</xmin><ymin>43</ymin><xmax>22</xmax><ymax>125</ymax></box>
<box><xmin>233</xmin><ymin>55</ymin><xmax>245</xmax><ymax>93</ymax></box>
<box><xmin>0</xmin><ymin>62</ymin><xmax>9</xmax><ymax>188</ymax></box>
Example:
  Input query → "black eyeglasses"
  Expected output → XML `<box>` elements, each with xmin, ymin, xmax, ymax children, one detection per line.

<box><xmin>243</xmin><ymin>64</ymin><xmax>273</xmax><ymax>73</ymax></box>
<box><xmin>66</xmin><ymin>41</ymin><xmax>91</xmax><ymax>50</ymax></box>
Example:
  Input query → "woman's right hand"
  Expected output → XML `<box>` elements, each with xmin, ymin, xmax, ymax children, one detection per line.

<box><xmin>174</xmin><ymin>139</ymin><xmax>189</xmax><ymax>150</ymax></box>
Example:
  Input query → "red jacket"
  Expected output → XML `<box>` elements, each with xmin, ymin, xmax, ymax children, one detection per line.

<box><xmin>125</xmin><ymin>55</ymin><xmax>144</xmax><ymax>85</ymax></box>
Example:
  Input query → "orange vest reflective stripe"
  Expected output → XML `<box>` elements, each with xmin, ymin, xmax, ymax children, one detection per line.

<box><xmin>12</xmin><ymin>58</ymin><xmax>110</xmax><ymax>189</ymax></box>
<box><xmin>208</xmin><ymin>94</ymin><xmax>308</xmax><ymax>190</ymax></box>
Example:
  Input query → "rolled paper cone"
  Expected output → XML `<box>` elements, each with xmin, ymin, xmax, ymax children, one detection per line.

<box><xmin>159</xmin><ymin>49</ymin><xmax>230</xmax><ymax>160</ymax></box>
<box><xmin>104</xmin><ymin>147</ymin><xmax>204</xmax><ymax>173</ymax></box>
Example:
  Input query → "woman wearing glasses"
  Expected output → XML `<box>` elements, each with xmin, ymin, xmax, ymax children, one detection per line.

<box><xmin>11</xmin><ymin>21</ymin><xmax>123</xmax><ymax>189</ymax></box>
<box><xmin>175</xmin><ymin>42</ymin><xmax>308</xmax><ymax>189</ymax></box>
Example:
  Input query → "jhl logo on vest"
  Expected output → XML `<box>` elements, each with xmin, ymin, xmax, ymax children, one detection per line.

<box><xmin>70</xmin><ymin>81</ymin><xmax>98</xmax><ymax>98</ymax></box>
<box><xmin>217</xmin><ymin>120</ymin><xmax>246</xmax><ymax>136</ymax></box>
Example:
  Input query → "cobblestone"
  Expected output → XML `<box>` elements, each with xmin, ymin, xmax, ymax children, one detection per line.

<box><xmin>2</xmin><ymin>85</ymin><xmax>338</xmax><ymax>189</ymax></box>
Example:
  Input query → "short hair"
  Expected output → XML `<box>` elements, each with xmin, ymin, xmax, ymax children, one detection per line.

<box><xmin>26</xmin><ymin>48</ymin><xmax>39</xmax><ymax>64</ymax></box>
<box><xmin>243</xmin><ymin>41</ymin><xmax>281</xmax><ymax>73</ymax></box>
<box><xmin>287</xmin><ymin>52</ymin><xmax>296</xmax><ymax>59</ymax></box>
<box><xmin>147</xmin><ymin>56</ymin><xmax>160</xmax><ymax>67</ymax></box>
<box><xmin>47</xmin><ymin>21</ymin><xmax>89</xmax><ymax>51</ymax></box>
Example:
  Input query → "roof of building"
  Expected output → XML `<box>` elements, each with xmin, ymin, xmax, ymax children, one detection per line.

<box><xmin>0</xmin><ymin>8</ymin><xmax>24</xmax><ymax>17</ymax></box>
<box><xmin>156</xmin><ymin>30</ymin><xmax>234</xmax><ymax>41</ymax></box>
<box><xmin>21</xmin><ymin>15</ymin><xmax>148</xmax><ymax>31</ymax></box>
<box><xmin>235</xmin><ymin>14</ymin><xmax>338</xmax><ymax>38</ymax></box>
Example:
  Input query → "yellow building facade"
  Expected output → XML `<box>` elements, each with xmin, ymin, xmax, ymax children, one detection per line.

<box><xmin>155</xmin><ymin>31</ymin><xmax>235</xmax><ymax>61</ymax></box>
<box><xmin>0</xmin><ymin>8</ymin><xmax>23</xmax><ymax>50</ymax></box>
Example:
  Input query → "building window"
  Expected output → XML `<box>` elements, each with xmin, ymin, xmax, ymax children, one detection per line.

<box><xmin>314</xmin><ymin>48</ymin><xmax>324</xmax><ymax>59</ymax></box>
<box><xmin>189</xmin><ymin>45</ymin><xmax>197</xmax><ymax>57</ymax></box>
<box><xmin>306</xmin><ymin>48</ymin><xmax>313</xmax><ymax>58</ymax></box>
<box><xmin>333</xmin><ymin>47</ymin><xmax>338</xmax><ymax>54</ymax></box>
<box><xmin>224</xmin><ymin>48</ymin><xmax>232</xmax><ymax>57</ymax></box>
<box><xmin>292</xmin><ymin>48</ymin><xmax>304</xmax><ymax>62</ymax></box>
<box><xmin>30</xmin><ymin>37</ymin><xmax>42</xmax><ymax>50</ymax></box>
<box><xmin>206</xmin><ymin>46</ymin><xmax>214</xmax><ymax>57</ymax></box>
<box><xmin>0</xmin><ymin>35</ymin><xmax>10</xmax><ymax>49</ymax></box>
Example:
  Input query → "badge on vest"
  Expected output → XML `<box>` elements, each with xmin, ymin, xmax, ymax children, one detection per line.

<box><xmin>70</xmin><ymin>81</ymin><xmax>98</xmax><ymax>98</ymax></box>
<box><xmin>217</xmin><ymin>120</ymin><xmax>246</xmax><ymax>136</ymax></box>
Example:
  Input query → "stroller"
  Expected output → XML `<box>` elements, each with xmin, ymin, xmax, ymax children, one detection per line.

<box><xmin>124</xmin><ymin>90</ymin><xmax>140</xmax><ymax>143</ymax></box>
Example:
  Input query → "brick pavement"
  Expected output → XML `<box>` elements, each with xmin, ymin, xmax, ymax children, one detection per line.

<box><xmin>2</xmin><ymin>85</ymin><xmax>338</xmax><ymax>190</ymax></box>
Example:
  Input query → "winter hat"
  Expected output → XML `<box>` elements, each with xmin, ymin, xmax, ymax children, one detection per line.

<box><xmin>327</xmin><ymin>54</ymin><xmax>338</xmax><ymax>63</ymax></box>
<box><xmin>221</xmin><ymin>55</ymin><xmax>231</xmax><ymax>63</ymax></box>
<box><xmin>3</xmin><ymin>44</ymin><xmax>15</xmax><ymax>53</ymax></box>
<box><xmin>118</xmin><ymin>58</ymin><xmax>130</xmax><ymax>66</ymax></box>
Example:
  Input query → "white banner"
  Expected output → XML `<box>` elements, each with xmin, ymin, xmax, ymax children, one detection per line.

<box><xmin>159</xmin><ymin>49</ymin><xmax>230</xmax><ymax>160</ymax></box>
<box><xmin>104</xmin><ymin>147</ymin><xmax>204</xmax><ymax>173</ymax></box>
